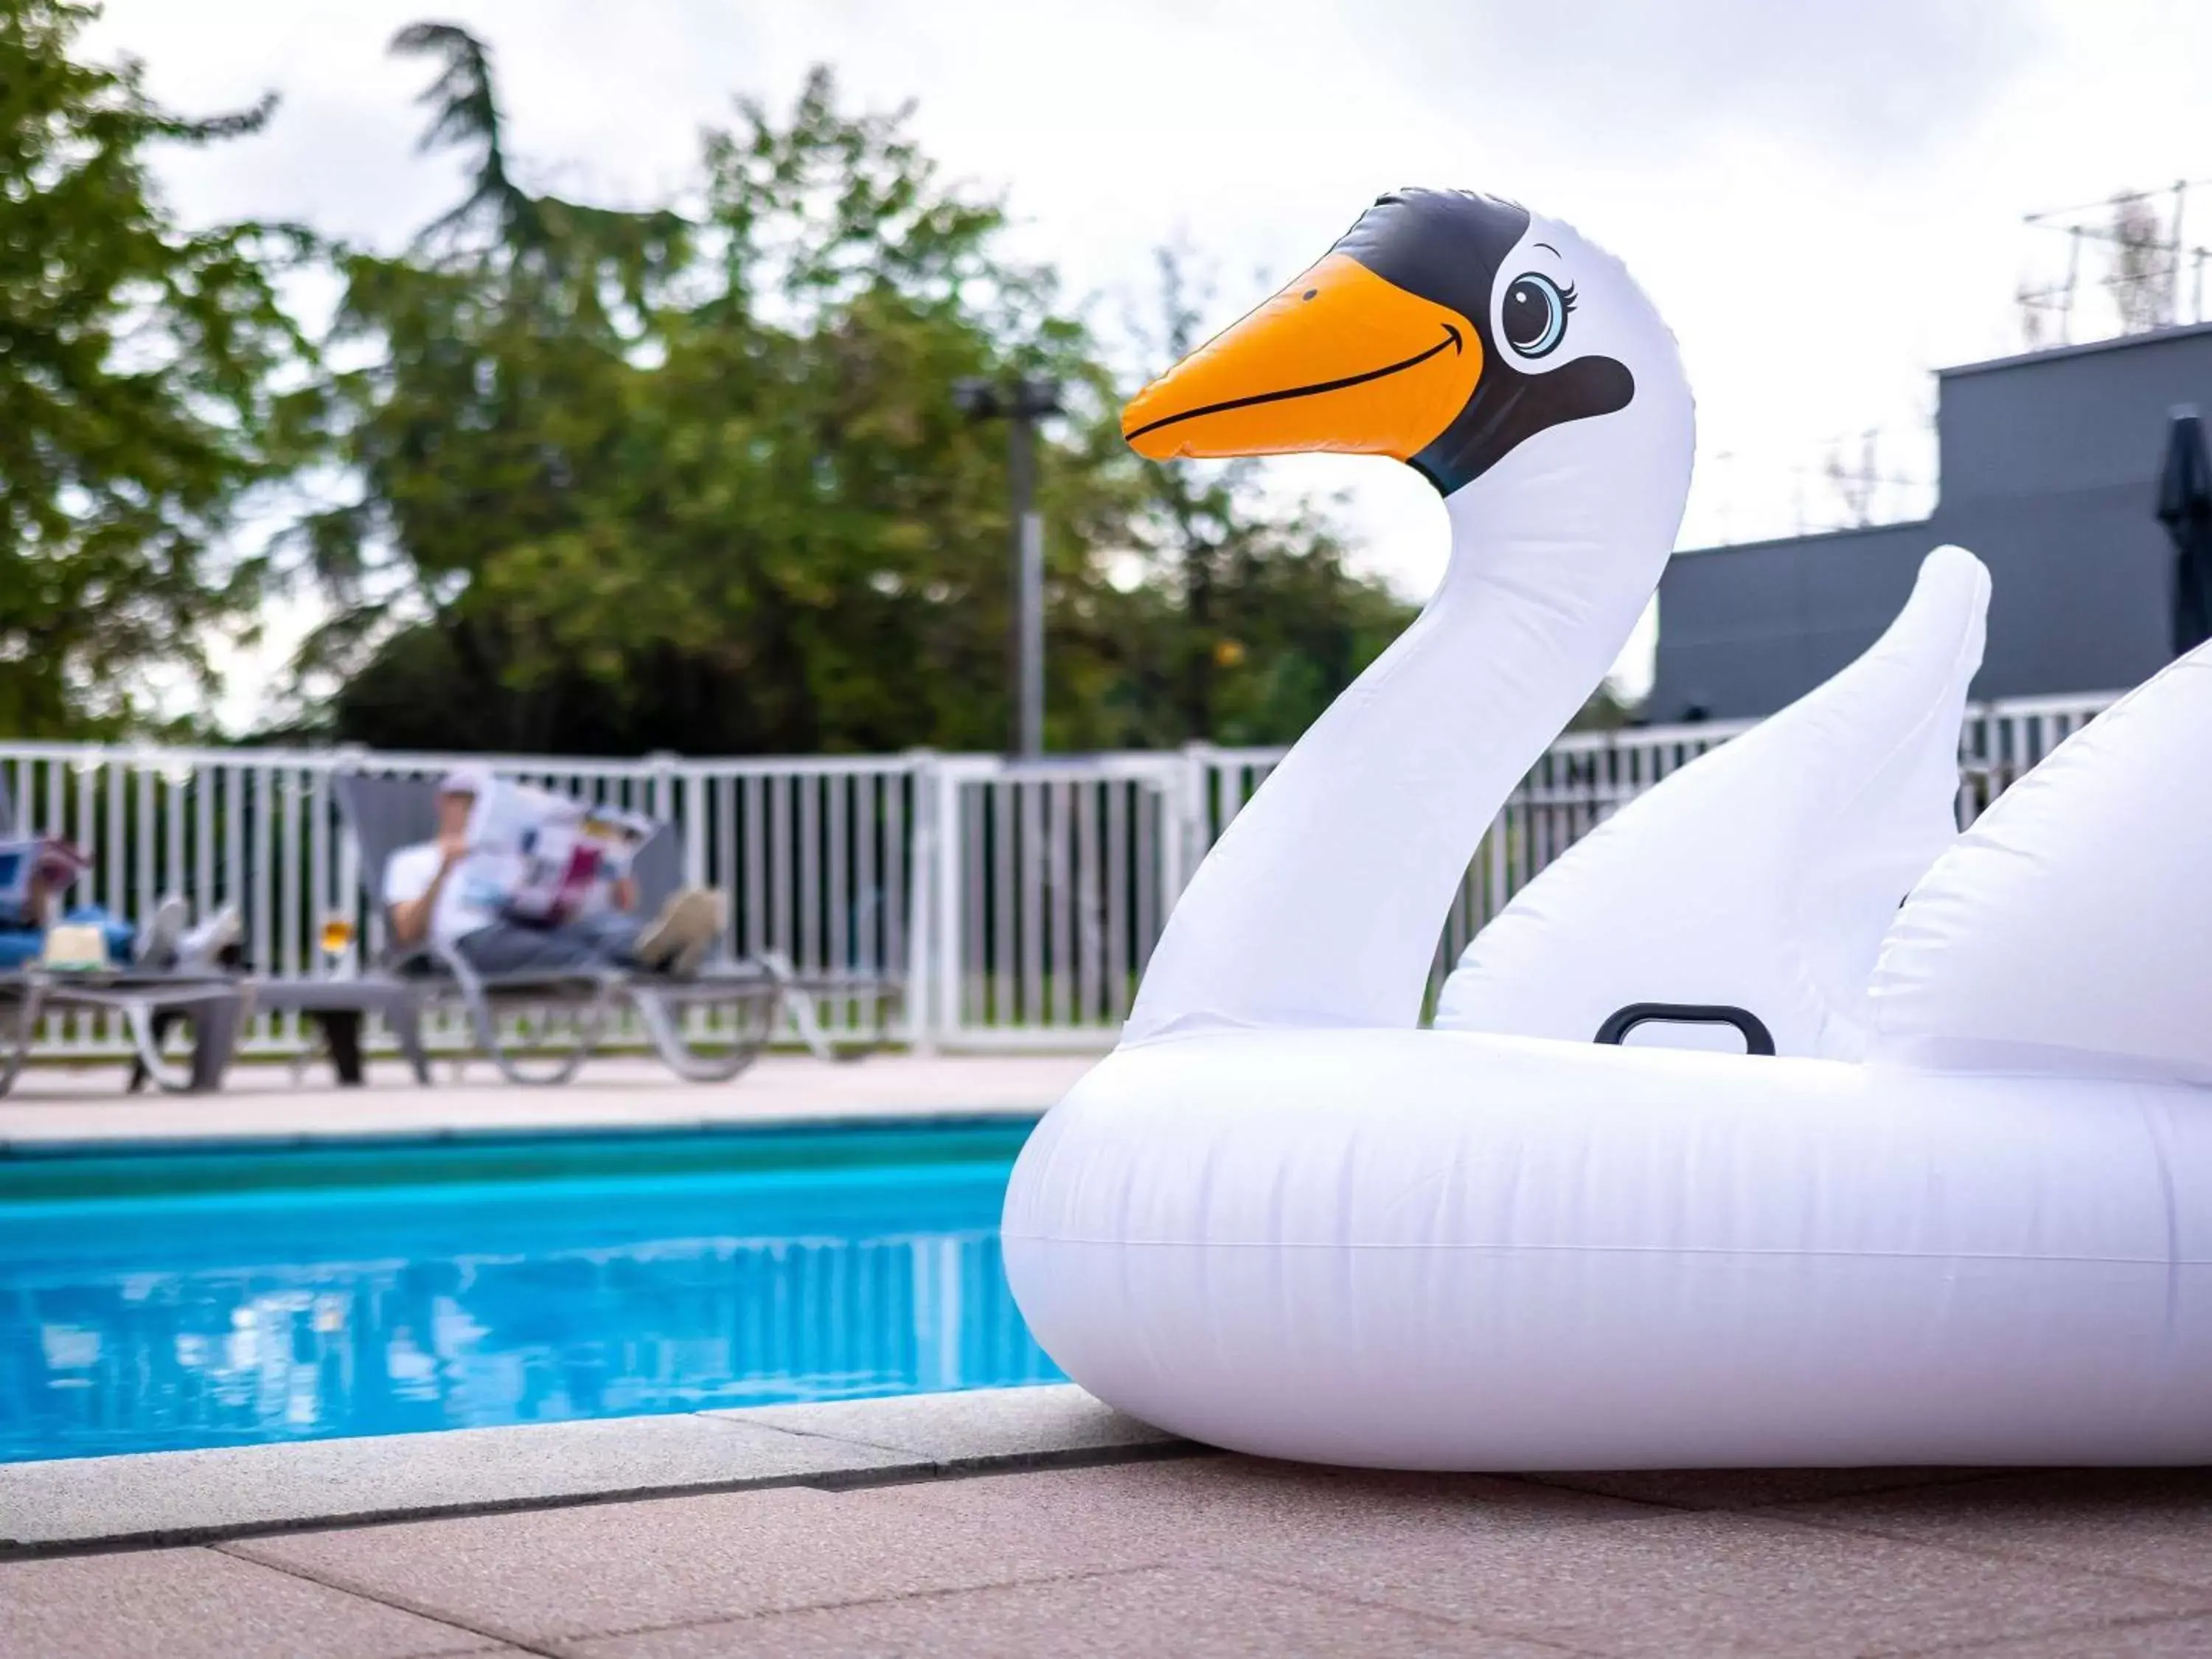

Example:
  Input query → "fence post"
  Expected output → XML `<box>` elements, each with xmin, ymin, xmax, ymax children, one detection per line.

<box><xmin>933</xmin><ymin>757</ymin><xmax>966</xmax><ymax>1046</ymax></box>
<box><xmin>640</xmin><ymin>751</ymin><xmax>706</xmax><ymax>890</ymax></box>
<box><xmin>902</xmin><ymin>749</ymin><xmax>938</xmax><ymax>1054</ymax></box>
<box><xmin>1172</xmin><ymin>741</ymin><xmax>1214</xmax><ymax>897</ymax></box>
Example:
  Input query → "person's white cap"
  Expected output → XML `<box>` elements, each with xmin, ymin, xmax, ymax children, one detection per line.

<box><xmin>437</xmin><ymin>765</ymin><xmax>492</xmax><ymax>797</ymax></box>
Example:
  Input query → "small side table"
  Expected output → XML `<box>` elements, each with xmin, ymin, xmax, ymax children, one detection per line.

<box><xmin>250</xmin><ymin>976</ymin><xmax>434</xmax><ymax>1087</ymax></box>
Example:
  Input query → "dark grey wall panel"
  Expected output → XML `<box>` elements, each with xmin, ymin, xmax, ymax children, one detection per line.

<box><xmin>1647</xmin><ymin>321</ymin><xmax>2212</xmax><ymax>722</ymax></box>
<box><xmin>1938</xmin><ymin>329</ymin><xmax>2212</xmax><ymax>504</ymax></box>
<box><xmin>1651</xmin><ymin>524</ymin><xmax>1933</xmax><ymax>720</ymax></box>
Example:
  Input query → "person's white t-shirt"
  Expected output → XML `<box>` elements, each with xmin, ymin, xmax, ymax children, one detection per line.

<box><xmin>383</xmin><ymin>841</ymin><xmax>518</xmax><ymax>947</ymax></box>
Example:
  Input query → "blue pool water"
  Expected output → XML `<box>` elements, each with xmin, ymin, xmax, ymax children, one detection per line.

<box><xmin>0</xmin><ymin>1120</ymin><xmax>1060</xmax><ymax>1463</ymax></box>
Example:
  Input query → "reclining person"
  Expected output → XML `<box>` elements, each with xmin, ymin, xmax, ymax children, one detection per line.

<box><xmin>384</xmin><ymin>768</ymin><xmax>725</xmax><ymax>977</ymax></box>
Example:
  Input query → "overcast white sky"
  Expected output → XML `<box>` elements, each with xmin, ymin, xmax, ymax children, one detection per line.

<box><xmin>84</xmin><ymin>0</ymin><xmax>2212</xmax><ymax>728</ymax></box>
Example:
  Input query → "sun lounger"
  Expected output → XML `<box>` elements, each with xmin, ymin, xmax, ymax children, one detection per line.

<box><xmin>331</xmin><ymin>771</ymin><xmax>840</xmax><ymax>1085</ymax></box>
<box><xmin>0</xmin><ymin>773</ymin><xmax>256</xmax><ymax>1096</ymax></box>
<box><xmin>0</xmin><ymin>967</ymin><xmax>250</xmax><ymax>1096</ymax></box>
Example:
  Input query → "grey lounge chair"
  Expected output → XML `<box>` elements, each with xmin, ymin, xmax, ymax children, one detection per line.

<box><xmin>332</xmin><ymin>771</ymin><xmax>791</xmax><ymax>1085</ymax></box>
<box><xmin>0</xmin><ymin>969</ymin><xmax>249</xmax><ymax>1096</ymax></box>
<box><xmin>0</xmin><ymin>772</ymin><xmax>252</xmax><ymax>1096</ymax></box>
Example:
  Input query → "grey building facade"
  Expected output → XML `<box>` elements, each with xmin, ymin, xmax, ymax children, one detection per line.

<box><xmin>1646</xmin><ymin>320</ymin><xmax>2212</xmax><ymax>723</ymax></box>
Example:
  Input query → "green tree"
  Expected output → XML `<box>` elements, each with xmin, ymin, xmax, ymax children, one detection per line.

<box><xmin>293</xmin><ymin>37</ymin><xmax>1133</xmax><ymax>754</ymax></box>
<box><xmin>456</xmin><ymin>66</ymin><xmax>1128</xmax><ymax>754</ymax></box>
<box><xmin>0</xmin><ymin>0</ymin><xmax>307</xmax><ymax>737</ymax></box>
<box><xmin>281</xmin><ymin>21</ymin><xmax>686</xmax><ymax>751</ymax></box>
<box><xmin>289</xmin><ymin>24</ymin><xmax>1418</xmax><ymax>758</ymax></box>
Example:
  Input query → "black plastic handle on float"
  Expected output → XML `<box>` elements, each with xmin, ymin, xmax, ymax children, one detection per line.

<box><xmin>1593</xmin><ymin>1002</ymin><xmax>1777</xmax><ymax>1057</ymax></box>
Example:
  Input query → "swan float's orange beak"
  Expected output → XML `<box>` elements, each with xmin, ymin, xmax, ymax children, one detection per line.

<box><xmin>1121</xmin><ymin>252</ymin><xmax>1482</xmax><ymax>462</ymax></box>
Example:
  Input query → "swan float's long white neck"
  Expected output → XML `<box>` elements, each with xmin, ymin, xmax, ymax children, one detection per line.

<box><xmin>1123</xmin><ymin>414</ymin><xmax>1691</xmax><ymax>1043</ymax></box>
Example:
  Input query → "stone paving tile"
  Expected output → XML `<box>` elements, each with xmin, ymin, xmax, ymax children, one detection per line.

<box><xmin>1774</xmin><ymin>1468</ymin><xmax>2212</xmax><ymax>1593</ymax></box>
<box><xmin>0</xmin><ymin>1545</ymin><xmax>512</xmax><ymax>1659</ymax></box>
<box><xmin>872</xmin><ymin>1461</ymin><xmax>2207</xmax><ymax>1658</ymax></box>
<box><xmin>872</xmin><ymin>1453</ymin><xmax>1665</xmax><ymax>1560</ymax></box>
<box><xmin>560</xmin><ymin>1566</ymin><xmax>1563</xmax><ymax>1658</ymax></box>
<box><xmin>1528</xmin><ymin>1467</ymin><xmax>2013</xmax><ymax>1511</ymax></box>
<box><xmin>1229</xmin><ymin>1508</ymin><xmax>2204</xmax><ymax>1658</ymax></box>
<box><xmin>230</xmin><ymin>1481</ymin><xmax>1170</xmax><ymax>1646</ymax></box>
<box><xmin>1938</xmin><ymin>1613</ymin><xmax>2212</xmax><ymax>1657</ymax></box>
<box><xmin>2</xmin><ymin>1411</ymin><xmax>906</xmax><ymax>1547</ymax></box>
<box><xmin>714</xmin><ymin>1381</ymin><xmax>1182</xmax><ymax>1464</ymax></box>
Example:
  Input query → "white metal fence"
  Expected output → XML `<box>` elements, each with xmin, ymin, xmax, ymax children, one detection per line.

<box><xmin>2</xmin><ymin>689</ymin><xmax>2118</xmax><ymax>1062</ymax></box>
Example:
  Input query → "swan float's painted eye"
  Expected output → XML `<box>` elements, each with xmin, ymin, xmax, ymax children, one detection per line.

<box><xmin>1501</xmin><ymin>272</ymin><xmax>1574</xmax><ymax>359</ymax></box>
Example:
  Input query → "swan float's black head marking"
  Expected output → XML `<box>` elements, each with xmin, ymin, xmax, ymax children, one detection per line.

<box><xmin>1347</xmin><ymin>190</ymin><xmax>1636</xmax><ymax>493</ymax></box>
<box><xmin>1122</xmin><ymin>188</ymin><xmax>1636</xmax><ymax>495</ymax></box>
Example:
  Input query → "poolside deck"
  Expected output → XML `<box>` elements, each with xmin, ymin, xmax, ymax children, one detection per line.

<box><xmin>7</xmin><ymin>1385</ymin><xmax>2212</xmax><ymax>1657</ymax></box>
<box><xmin>0</xmin><ymin>1051</ymin><xmax>1098</xmax><ymax>1146</ymax></box>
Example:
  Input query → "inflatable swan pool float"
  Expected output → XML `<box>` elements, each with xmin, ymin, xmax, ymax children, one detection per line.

<box><xmin>1002</xmin><ymin>187</ymin><xmax>2212</xmax><ymax>1469</ymax></box>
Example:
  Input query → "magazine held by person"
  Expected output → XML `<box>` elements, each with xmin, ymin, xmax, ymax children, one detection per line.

<box><xmin>460</xmin><ymin>779</ymin><xmax>655</xmax><ymax>927</ymax></box>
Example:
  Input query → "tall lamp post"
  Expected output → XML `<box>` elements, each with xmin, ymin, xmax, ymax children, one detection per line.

<box><xmin>954</xmin><ymin>375</ymin><xmax>1062</xmax><ymax>757</ymax></box>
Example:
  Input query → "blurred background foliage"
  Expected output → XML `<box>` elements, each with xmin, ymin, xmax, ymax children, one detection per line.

<box><xmin>0</xmin><ymin>0</ymin><xmax>313</xmax><ymax>738</ymax></box>
<box><xmin>9</xmin><ymin>4</ymin><xmax>1426</xmax><ymax>754</ymax></box>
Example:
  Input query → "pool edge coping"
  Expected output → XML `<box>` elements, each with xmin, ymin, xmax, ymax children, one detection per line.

<box><xmin>0</xmin><ymin>1101</ymin><xmax>1049</xmax><ymax>1158</ymax></box>
<box><xmin>0</xmin><ymin>1384</ymin><xmax>1201</xmax><ymax>1557</ymax></box>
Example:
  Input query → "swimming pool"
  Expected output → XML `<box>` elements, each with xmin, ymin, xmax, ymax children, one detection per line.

<box><xmin>0</xmin><ymin>1119</ymin><xmax>1059</xmax><ymax>1463</ymax></box>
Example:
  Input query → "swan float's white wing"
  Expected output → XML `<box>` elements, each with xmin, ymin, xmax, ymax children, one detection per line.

<box><xmin>1433</xmin><ymin>545</ymin><xmax>1989</xmax><ymax>1058</ymax></box>
<box><xmin>1868</xmin><ymin>636</ymin><xmax>2212</xmax><ymax>1082</ymax></box>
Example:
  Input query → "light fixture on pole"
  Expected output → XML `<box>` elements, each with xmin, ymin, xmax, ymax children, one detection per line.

<box><xmin>954</xmin><ymin>374</ymin><xmax>1062</xmax><ymax>757</ymax></box>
